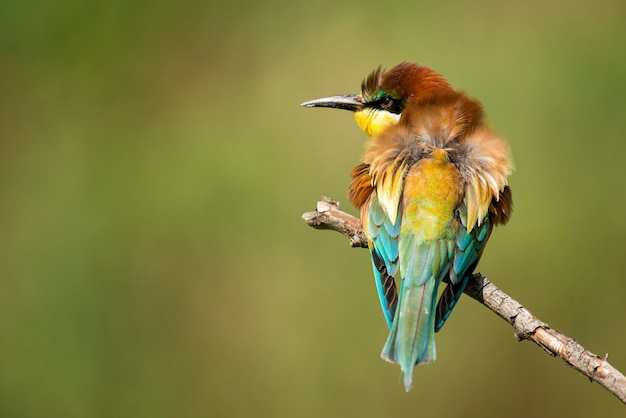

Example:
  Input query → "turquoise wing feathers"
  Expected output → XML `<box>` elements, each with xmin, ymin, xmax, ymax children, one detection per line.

<box><xmin>366</xmin><ymin>195</ymin><xmax>400</xmax><ymax>328</ymax></box>
<box><xmin>434</xmin><ymin>205</ymin><xmax>493</xmax><ymax>332</ymax></box>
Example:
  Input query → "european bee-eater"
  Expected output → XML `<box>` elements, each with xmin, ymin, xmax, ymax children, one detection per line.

<box><xmin>302</xmin><ymin>62</ymin><xmax>513</xmax><ymax>391</ymax></box>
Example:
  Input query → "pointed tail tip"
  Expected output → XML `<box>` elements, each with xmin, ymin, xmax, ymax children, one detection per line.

<box><xmin>403</xmin><ymin>372</ymin><xmax>413</xmax><ymax>392</ymax></box>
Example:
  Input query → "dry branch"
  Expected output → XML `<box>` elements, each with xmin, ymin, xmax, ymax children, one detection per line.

<box><xmin>302</xmin><ymin>197</ymin><xmax>626</xmax><ymax>405</ymax></box>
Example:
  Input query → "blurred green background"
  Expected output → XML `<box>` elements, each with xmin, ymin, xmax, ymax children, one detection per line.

<box><xmin>1</xmin><ymin>0</ymin><xmax>625</xmax><ymax>416</ymax></box>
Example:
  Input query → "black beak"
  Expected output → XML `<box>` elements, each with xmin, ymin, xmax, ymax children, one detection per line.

<box><xmin>300</xmin><ymin>94</ymin><xmax>364</xmax><ymax>112</ymax></box>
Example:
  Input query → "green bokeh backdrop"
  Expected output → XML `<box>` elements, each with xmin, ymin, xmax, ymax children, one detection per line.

<box><xmin>1</xmin><ymin>0</ymin><xmax>625</xmax><ymax>417</ymax></box>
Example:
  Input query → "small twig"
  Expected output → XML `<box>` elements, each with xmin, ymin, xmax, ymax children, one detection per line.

<box><xmin>301</xmin><ymin>197</ymin><xmax>367</xmax><ymax>248</ymax></box>
<box><xmin>302</xmin><ymin>197</ymin><xmax>626</xmax><ymax>405</ymax></box>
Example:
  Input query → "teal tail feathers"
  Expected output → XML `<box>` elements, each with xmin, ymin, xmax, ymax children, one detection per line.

<box><xmin>380</xmin><ymin>277</ymin><xmax>439</xmax><ymax>391</ymax></box>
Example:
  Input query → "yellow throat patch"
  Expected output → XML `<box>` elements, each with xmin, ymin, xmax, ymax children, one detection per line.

<box><xmin>354</xmin><ymin>108</ymin><xmax>401</xmax><ymax>137</ymax></box>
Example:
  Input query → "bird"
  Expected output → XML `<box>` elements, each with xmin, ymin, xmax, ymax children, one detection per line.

<box><xmin>301</xmin><ymin>62</ymin><xmax>513</xmax><ymax>391</ymax></box>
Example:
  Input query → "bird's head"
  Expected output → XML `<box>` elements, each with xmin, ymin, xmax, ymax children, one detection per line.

<box><xmin>301</xmin><ymin>62</ymin><xmax>453</xmax><ymax>137</ymax></box>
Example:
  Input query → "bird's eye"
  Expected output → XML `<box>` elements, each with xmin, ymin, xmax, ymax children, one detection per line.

<box><xmin>372</xmin><ymin>96</ymin><xmax>403</xmax><ymax>114</ymax></box>
<box><xmin>379</xmin><ymin>97</ymin><xmax>394</xmax><ymax>110</ymax></box>
<box><xmin>364</xmin><ymin>93</ymin><xmax>404</xmax><ymax>114</ymax></box>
